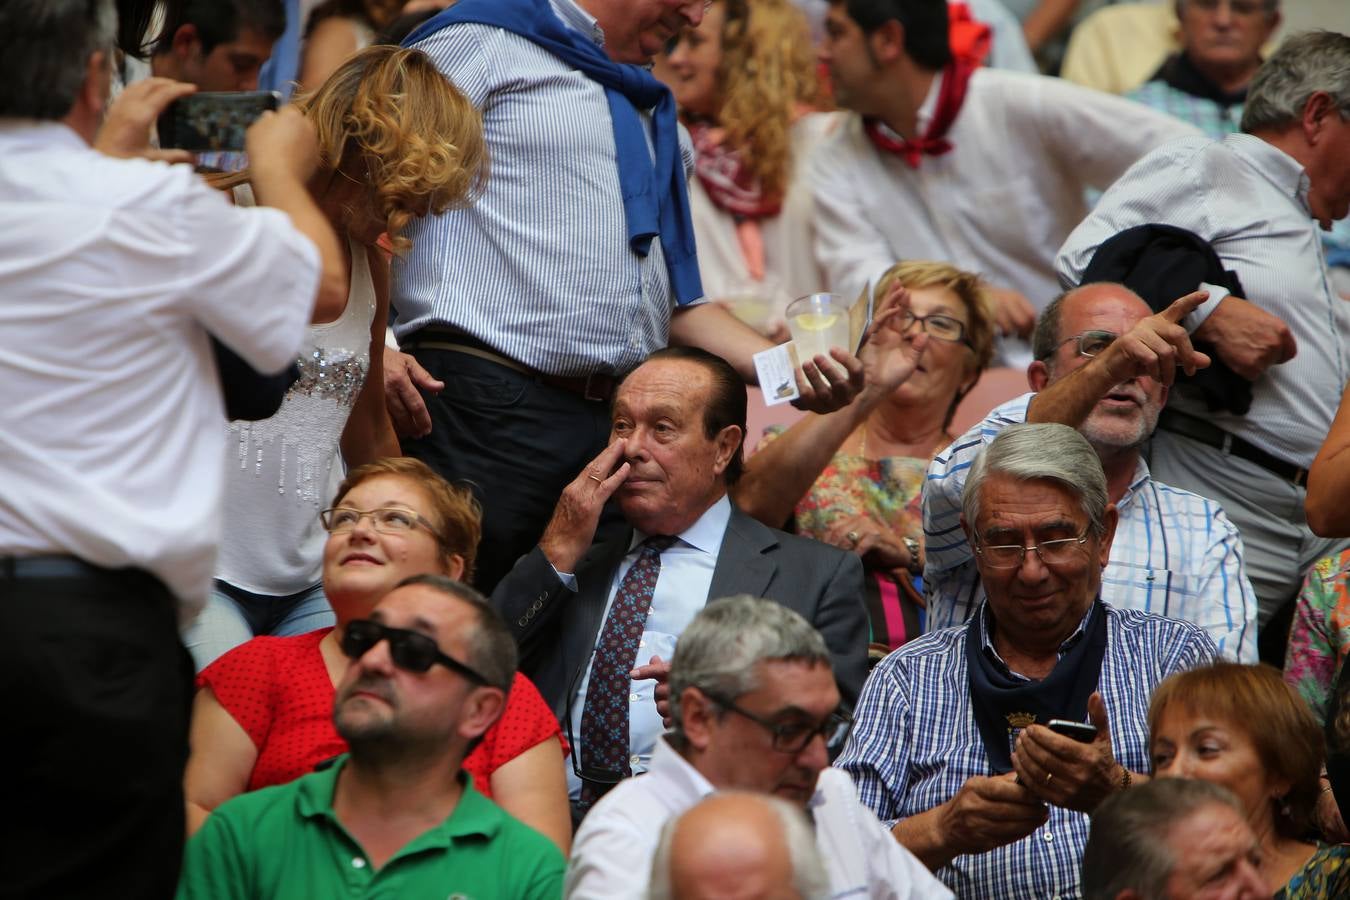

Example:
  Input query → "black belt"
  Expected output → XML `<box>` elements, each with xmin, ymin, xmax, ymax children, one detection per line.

<box><xmin>404</xmin><ymin>328</ymin><xmax>617</xmax><ymax>403</ymax></box>
<box><xmin>1156</xmin><ymin>410</ymin><xmax>1308</xmax><ymax>487</ymax></box>
<box><xmin>0</xmin><ymin>555</ymin><xmax>160</xmax><ymax>586</ymax></box>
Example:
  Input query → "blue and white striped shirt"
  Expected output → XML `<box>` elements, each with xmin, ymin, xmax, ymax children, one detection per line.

<box><xmin>396</xmin><ymin>0</ymin><xmax>701</xmax><ymax>377</ymax></box>
<box><xmin>923</xmin><ymin>393</ymin><xmax>1257</xmax><ymax>661</ymax></box>
<box><xmin>837</xmin><ymin>604</ymin><xmax>1217</xmax><ymax>900</ymax></box>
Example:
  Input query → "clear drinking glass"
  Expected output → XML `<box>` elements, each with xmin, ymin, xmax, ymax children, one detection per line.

<box><xmin>786</xmin><ymin>293</ymin><xmax>850</xmax><ymax>364</ymax></box>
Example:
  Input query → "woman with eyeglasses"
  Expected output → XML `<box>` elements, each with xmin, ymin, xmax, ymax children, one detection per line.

<box><xmin>184</xmin><ymin>458</ymin><xmax>572</xmax><ymax>853</ymax></box>
<box><xmin>734</xmin><ymin>261</ymin><xmax>996</xmax><ymax>660</ymax></box>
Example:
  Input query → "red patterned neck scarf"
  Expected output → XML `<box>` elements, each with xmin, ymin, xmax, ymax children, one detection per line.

<box><xmin>863</xmin><ymin>2</ymin><xmax>991</xmax><ymax>168</ymax></box>
<box><xmin>686</xmin><ymin>120</ymin><xmax>784</xmax><ymax>221</ymax></box>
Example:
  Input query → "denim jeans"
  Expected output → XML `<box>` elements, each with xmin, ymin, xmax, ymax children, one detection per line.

<box><xmin>182</xmin><ymin>580</ymin><xmax>334</xmax><ymax>671</ymax></box>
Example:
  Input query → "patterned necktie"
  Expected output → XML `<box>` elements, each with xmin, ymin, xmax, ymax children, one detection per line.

<box><xmin>578</xmin><ymin>535</ymin><xmax>677</xmax><ymax>804</ymax></box>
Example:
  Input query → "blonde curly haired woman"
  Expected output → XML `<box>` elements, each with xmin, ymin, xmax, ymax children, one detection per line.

<box><xmin>184</xmin><ymin>44</ymin><xmax>488</xmax><ymax>671</ymax></box>
<box><xmin>659</xmin><ymin>0</ymin><xmax>836</xmax><ymax>337</ymax></box>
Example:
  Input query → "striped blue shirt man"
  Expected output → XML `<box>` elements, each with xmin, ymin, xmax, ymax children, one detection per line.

<box><xmin>397</xmin><ymin>0</ymin><xmax>702</xmax><ymax>377</ymax></box>
<box><xmin>837</xmin><ymin>603</ymin><xmax>1216</xmax><ymax>899</ymax></box>
<box><xmin>924</xmin><ymin>392</ymin><xmax>1257</xmax><ymax>661</ymax></box>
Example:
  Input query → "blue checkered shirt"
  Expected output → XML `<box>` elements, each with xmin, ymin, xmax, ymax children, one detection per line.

<box><xmin>836</xmin><ymin>603</ymin><xmax>1217</xmax><ymax>899</ymax></box>
<box><xmin>923</xmin><ymin>393</ymin><xmax>1257</xmax><ymax>661</ymax></box>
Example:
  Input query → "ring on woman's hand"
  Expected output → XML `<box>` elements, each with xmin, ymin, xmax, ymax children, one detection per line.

<box><xmin>846</xmin><ymin>530</ymin><xmax>860</xmax><ymax>546</ymax></box>
<box><xmin>586</xmin><ymin>469</ymin><xmax>603</xmax><ymax>483</ymax></box>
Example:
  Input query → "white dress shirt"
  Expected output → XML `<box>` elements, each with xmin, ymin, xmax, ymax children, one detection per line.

<box><xmin>568</xmin><ymin>736</ymin><xmax>953</xmax><ymax>900</ymax></box>
<box><xmin>566</xmin><ymin>496</ymin><xmax>732</xmax><ymax>799</ymax></box>
<box><xmin>1057</xmin><ymin>133</ymin><xmax>1350</xmax><ymax>467</ymax></box>
<box><xmin>0</xmin><ymin>121</ymin><xmax>318</xmax><ymax>609</ymax></box>
<box><xmin>810</xmin><ymin>68</ymin><xmax>1197</xmax><ymax>359</ymax></box>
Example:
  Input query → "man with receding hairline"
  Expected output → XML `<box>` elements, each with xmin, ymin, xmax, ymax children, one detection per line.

<box><xmin>493</xmin><ymin>348</ymin><xmax>867</xmax><ymax>818</ymax></box>
<box><xmin>649</xmin><ymin>793</ymin><xmax>829</xmax><ymax>900</ymax></box>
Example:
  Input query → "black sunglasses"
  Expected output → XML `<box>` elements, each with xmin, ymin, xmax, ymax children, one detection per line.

<box><xmin>341</xmin><ymin>619</ymin><xmax>488</xmax><ymax>684</ymax></box>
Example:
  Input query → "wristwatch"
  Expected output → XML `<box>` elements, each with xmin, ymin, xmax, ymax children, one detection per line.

<box><xmin>903</xmin><ymin>537</ymin><xmax>921</xmax><ymax>573</ymax></box>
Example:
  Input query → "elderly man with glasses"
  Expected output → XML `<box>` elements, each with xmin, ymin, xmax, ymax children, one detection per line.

<box><xmin>841</xmin><ymin>423</ymin><xmax>1217</xmax><ymax>899</ymax></box>
<box><xmin>924</xmin><ymin>283</ymin><xmax>1258</xmax><ymax>661</ymax></box>
<box><xmin>567</xmin><ymin>595</ymin><xmax>951</xmax><ymax>900</ymax></box>
<box><xmin>177</xmin><ymin>575</ymin><xmax>565</xmax><ymax>900</ymax></box>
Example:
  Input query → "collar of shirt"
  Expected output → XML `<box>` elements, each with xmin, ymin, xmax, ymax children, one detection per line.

<box><xmin>550</xmin><ymin>0</ymin><xmax>604</xmax><ymax>46</ymax></box>
<box><xmin>1156</xmin><ymin>52</ymin><xmax>1249</xmax><ymax>108</ymax></box>
<box><xmin>651</xmin><ymin>733</ymin><xmax>829</xmax><ymax>813</ymax></box>
<box><xmin>914</xmin><ymin>68</ymin><xmax>942</xmax><ymax>135</ymax></box>
<box><xmin>977</xmin><ymin>599</ymin><xmax>1096</xmax><ymax>682</ymax></box>
<box><xmin>1224</xmin><ymin>132</ymin><xmax>1313</xmax><ymax>215</ymax></box>
<box><xmin>870</xmin><ymin>71</ymin><xmax>943</xmax><ymax>143</ymax></box>
<box><xmin>296</xmin><ymin>755</ymin><xmax>502</xmax><ymax>848</ymax></box>
<box><xmin>628</xmin><ymin>493</ymin><xmax>733</xmax><ymax>556</ymax></box>
<box><xmin>0</xmin><ymin>118</ymin><xmax>88</xmax><ymax>152</ymax></box>
<box><xmin>1114</xmin><ymin>456</ymin><xmax>1152</xmax><ymax>514</ymax></box>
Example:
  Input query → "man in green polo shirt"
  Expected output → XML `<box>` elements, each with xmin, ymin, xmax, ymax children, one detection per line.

<box><xmin>177</xmin><ymin>575</ymin><xmax>564</xmax><ymax>899</ymax></box>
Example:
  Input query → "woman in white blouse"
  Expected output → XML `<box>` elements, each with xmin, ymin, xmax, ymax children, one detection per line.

<box><xmin>658</xmin><ymin>0</ymin><xmax>839</xmax><ymax>338</ymax></box>
<box><xmin>184</xmin><ymin>44</ymin><xmax>488</xmax><ymax>670</ymax></box>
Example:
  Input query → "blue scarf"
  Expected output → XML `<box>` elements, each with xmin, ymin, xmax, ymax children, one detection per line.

<box><xmin>405</xmin><ymin>0</ymin><xmax>703</xmax><ymax>306</ymax></box>
<box><xmin>965</xmin><ymin>600</ymin><xmax>1108</xmax><ymax>774</ymax></box>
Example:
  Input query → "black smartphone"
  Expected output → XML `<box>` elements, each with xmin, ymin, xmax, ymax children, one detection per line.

<box><xmin>157</xmin><ymin>91</ymin><xmax>281</xmax><ymax>151</ymax></box>
<box><xmin>1047</xmin><ymin>719</ymin><xmax>1098</xmax><ymax>743</ymax></box>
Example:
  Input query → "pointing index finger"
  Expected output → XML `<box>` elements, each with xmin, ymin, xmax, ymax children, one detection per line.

<box><xmin>1160</xmin><ymin>290</ymin><xmax>1210</xmax><ymax>324</ymax></box>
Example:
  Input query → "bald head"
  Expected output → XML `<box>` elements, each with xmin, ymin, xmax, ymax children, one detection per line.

<box><xmin>1032</xmin><ymin>283</ymin><xmax>1152</xmax><ymax>369</ymax></box>
<box><xmin>1030</xmin><ymin>282</ymin><xmax>1167</xmax><ymax>454</ymax></box>
<box><xmin>649</xmin><ymin>792</ymin><xmax>829</xmax><ymax>900</ymax></box>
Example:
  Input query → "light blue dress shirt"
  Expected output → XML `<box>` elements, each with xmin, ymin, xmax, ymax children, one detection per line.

<box><xmin>564</xmin><ymin>496</ymin><xmax>731</xmax><ymax>800</ymax></box>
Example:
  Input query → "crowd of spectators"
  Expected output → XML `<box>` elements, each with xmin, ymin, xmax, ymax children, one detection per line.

<box><xmin>4</xmin><ymin>0</ymin><xmax>1350</xmax><ymax>897</ymax></box>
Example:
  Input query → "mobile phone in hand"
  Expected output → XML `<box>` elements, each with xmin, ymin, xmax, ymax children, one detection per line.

<box><xmin>1047</xmin><ymin>719</ymin><xmax>1098</xmax><ymax>743</ymax></box>
<box><xmin>157</xmin><ymin>91</ymin><xmax>281</xmax><ymax>151</ymax></box>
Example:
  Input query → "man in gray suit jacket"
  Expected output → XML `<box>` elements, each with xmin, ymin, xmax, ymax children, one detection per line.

<box><xmin>491</xmin><ymin>347</ymin><xmax>867</xmax><ymax>811</ymax></box>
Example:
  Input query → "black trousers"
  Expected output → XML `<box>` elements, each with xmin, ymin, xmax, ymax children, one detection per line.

<box><xmin>0</xmin><ymin>563</ymin><xmax>193</xmax><ymax>899</ymax></box>
<box><xmin>403</xmin><ymin>347</ymin><xmax>619</xmax><ymax>594</ymax></box>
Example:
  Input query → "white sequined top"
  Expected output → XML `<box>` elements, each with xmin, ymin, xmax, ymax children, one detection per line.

<box><xmin>216</xmin><ymin>226</ymin><xmax>376</xmax><ymax>596</ymax></box>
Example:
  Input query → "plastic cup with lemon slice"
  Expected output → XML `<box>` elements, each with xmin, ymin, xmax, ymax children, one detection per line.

<box><xmin>786</xmin><ymin>293</ymin><xmax>851</xmax><ymax>370</ymax></box>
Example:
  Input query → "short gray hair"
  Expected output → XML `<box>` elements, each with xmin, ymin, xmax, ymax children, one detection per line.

<box><xmin>393</xmin><ymin>574</ymin><xmax>517</xmax><ymax>691</ymax></box>
<box><xmin>1242</xmin><ymin>30</ymin><xmax>1350</xmax><ymax>134</ymax></box>
<box><xmin>962</xmin><ymin>423</ymin><xmax>1110</xmax><ymax>538</ymax></box>
<box><xmin>668</xmin><ymin>596</ymin><xmax>831</xmax><ymax>742</ymax></box>
<box><xmin>1081</xmin><ymin>779</ymin><xmax>1247</xmax><ymax>900</ymax></box>
<box><xmin>647</xmin><ymin>792</ymin><xmax>831</xmax><ymax>900</ymax></box>
<box><xmin>0</xmin><ymin>0</ymin><xmax>118</xmax><ymax>120</ymax></box>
